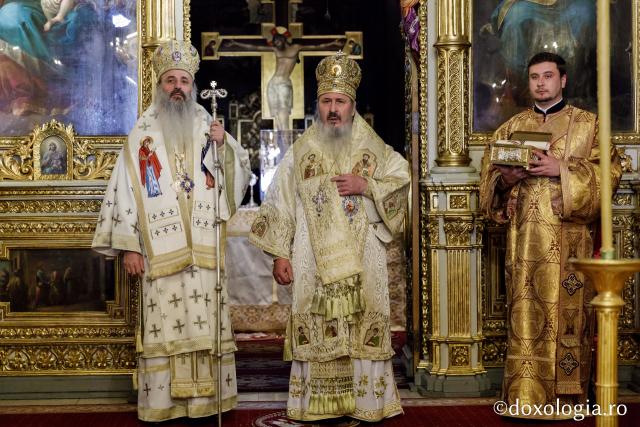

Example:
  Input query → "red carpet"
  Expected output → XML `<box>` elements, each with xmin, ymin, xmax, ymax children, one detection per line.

<box><xmin>0</xmin><ymin>404</ymin><xmax>638</xmax><ymax>427</ymax></box>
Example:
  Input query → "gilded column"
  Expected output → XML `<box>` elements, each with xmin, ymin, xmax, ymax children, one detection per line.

<box><xmin>433</xmin><ymin>0</ymin><xmax>471</xmax><ymax>168</ymax></box>
<box><xmin>140</xmin><ymin>0</ymin><xmax>177</xmax><ymax>111</ymax></box>
<box><xmin>415</xmin><ymin>184</ymin><xmax>491</xmax><ymax>396</ymax></box>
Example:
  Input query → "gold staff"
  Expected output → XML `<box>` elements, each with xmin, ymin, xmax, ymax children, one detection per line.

<box><xmin>200</xmin><ymin>80</ymin><xmax>227</xmax><ymax>427</ymax></box>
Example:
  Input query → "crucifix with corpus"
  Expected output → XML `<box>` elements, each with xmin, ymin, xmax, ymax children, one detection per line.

<box><xmin>200</xmin><ymin>0</ymin><xmax>363</xmax><ymax>131</ymax></box>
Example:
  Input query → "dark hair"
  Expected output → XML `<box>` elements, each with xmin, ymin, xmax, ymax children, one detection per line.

<box><xmin>527</xmin><ymin>52</ymin><xmax>566</xmax><ymax>76</ymax></box>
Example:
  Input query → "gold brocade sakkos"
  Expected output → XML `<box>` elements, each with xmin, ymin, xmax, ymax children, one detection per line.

<box><xmin>479</xmin><ymin>105</ymin><xmax>622</xmax><ymax>419</ymax></box>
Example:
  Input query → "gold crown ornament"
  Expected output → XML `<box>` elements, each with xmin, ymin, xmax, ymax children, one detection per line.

<box><xmin>315</xmin><ymin>51</ymin><xmax>362</xmax><ymax>100</ymax></box>
<box><xmin>152</xmin><ymin>40</ymin><xmax>200</xmax><ymax>79</ymax></box>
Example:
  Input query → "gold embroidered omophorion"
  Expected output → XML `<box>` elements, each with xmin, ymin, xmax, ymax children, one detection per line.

<box><xmin>479</xmin><ymin>104</ymin><xmax>621</xmax><ymax>419</ymax></box>
<box><xmin>250</xmin><ymin>114</ymin><xmax>408</xmax><ymax>422</ymax></box>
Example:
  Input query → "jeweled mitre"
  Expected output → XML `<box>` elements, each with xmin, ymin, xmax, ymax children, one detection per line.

<box><xmin>152</xmin><ymin>40</ymin><xmax>200</xmax><ymax>79</ymax></box>
<box><xmin>316</xmin><ymin>51</ymin><xmax>361</xmax><ymax>100</ymax></box>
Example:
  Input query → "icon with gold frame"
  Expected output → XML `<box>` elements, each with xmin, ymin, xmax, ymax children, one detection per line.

<box><xmin>33</xmin><ymin>120</ymin><xmax>74</xmax><ymax>180</ymax></box>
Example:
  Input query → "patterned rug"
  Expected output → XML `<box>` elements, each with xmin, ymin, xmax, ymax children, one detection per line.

<box><xmin>1</xmin><ymin>404</ymin><xmax>638</xmax><ymax>427</ymax></box>
<box><xmin>236</xmin><ymin>332</ymin><xmax>410</xmax><ymax>392</ymax></box>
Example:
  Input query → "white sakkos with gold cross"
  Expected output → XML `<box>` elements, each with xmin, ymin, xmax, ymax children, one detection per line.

<box><xmin>92</xmin><ymin>104</ymin><xmax>250</xmax><ymax>422</ymax></box>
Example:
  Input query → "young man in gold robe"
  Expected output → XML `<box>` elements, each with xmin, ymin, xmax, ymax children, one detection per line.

<box><xmin>480</xmin><ymin>52</ymin><xmax>622</xmax><ymax>419</ymax></box>
<box><xmin>249</xmin><ymin>52</ymin><xmax>408</xmax><ymax>422</ymax></box>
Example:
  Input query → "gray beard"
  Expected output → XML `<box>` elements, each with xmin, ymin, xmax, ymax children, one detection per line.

<box><xmin>154</xmin><ymin>86</ymin><xmax>197</xmax><ymax>154</ymax></box>
<box><xmin>315</xmin><ymin>112</ymin><xmax>354</xmax><ymax>164</ymax></box>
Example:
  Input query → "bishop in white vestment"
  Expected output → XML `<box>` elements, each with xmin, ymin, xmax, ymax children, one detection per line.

<box><xmin>250</xmin><ymin>52</ymin><xmax>407</xmax><ymax>422</ymax></box>
<box><xmin>92</xmin><ymin>40</ymin><xmax>250</xmax><ymax>422</ymax></box>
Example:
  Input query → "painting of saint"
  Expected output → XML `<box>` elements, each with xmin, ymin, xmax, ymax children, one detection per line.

<box><xmin>139</xmin><ymin>136</ymin><xmax>162</xmax><ymax>198</ymax></box>
<box><xmin>351</xmin><ymin>152</ymin><xmax>376</xmax><ymax>177</ymax></box>
<box><xmin>40</xmin><ymin>136</ymin><xmax>66</xmax><ymax>174</ymax></box>
<box><xmin>297</xmin><ymin>326</ymin><xmax>310</xmax><ymax>345</ymax></box>
<box><xmin>303</xmin><ymin>153</ymin><xmax>324</xmax><ymax>179</ymax></box>
<box><xmin>364</xmin><ymin>326</ymin><xmax>382</xmax><ymax>347</ymax></box>
<box><xmin>0</xmin><ymin>0</ymin><xmax>138</xmax><ymax>136</ymax></box>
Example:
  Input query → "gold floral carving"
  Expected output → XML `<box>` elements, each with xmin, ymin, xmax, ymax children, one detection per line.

<box><xmin>0</xmin><ymin>222</ymin><xmax>96</xmax><ymax>235</ymax></box>
<box><xmin>613</xmin><ymin>194</ymin><xmax>632</xmax><ymax>206</ymax></box>
<box><xmin>448</xmin><ymin>194</ymin><xmax>468</xmax><ymax>209</ymax></box>
<box><xmin>184</xmin><ymin>0</ymin><xmax>192</xmax><ymax>43</ymax></box>
<box><xmin>450</xmin><ymin>344</ymin><xmax>470</xmax><ymax>367</ymax></box>
<box><xmin>0</xmin><ymin>138</ymin><xmax>33</xmax><ymax>180</ymax></box>
<box><xmin>617</xmin><ymin>148</ymin><xmax>634</xmax><ymax>173</ymax></box>
<box><xmin>0</xmin><ymin>345</ymin><xmax>136</xmax><ymax>373</ymax></box>
<box><xmin>427</xmin><ymin>218</ymin><xmax>439</xmax><ymax>245</ymax></box>
<box><xmin>419</xmin><ymin>0</ymin><xmax>428</xmax><ymax>179</ymax></box>
<box><xmin>0</xmin><ymin>200</ymin><xmax>102</xmax><ymax>214</ymax></box>
<box><xmin>482</xmin><ymin>337</ymin><xmax>507</xmax><ymax>366</ymax></box>
<box><xmin>618</xmin><ymin>334</ymin><xmax>639</xmax><ymax>361</ymax></box>
<box><xmin>443</xmin><ymin>218</ymin><xmax>473</xmax><ymax>246</ymax></box>
<box><xmin>73</xmin><ymin>139</ymin><xmax>118</xmax><ymax>180</ymax></box>
<box><xmin>419</xmin><ymin>190</ymin><xmax>431</xmax><ymax>361</ymax></box>
<box><xmin>434</xmin><ymin>0</ymin><xmax>471</xmax><ymax>167</ymax></box>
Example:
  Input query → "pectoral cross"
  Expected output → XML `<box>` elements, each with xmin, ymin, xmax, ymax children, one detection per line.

<box><xmin>200</xmin><ymin>81</ymin><xmax>228</xmax><ymax>123</ymax></box>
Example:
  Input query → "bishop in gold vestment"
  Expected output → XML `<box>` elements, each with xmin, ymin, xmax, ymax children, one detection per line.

<box><xmin>480</xmin><ymin>53</ymin><xmax>621</xmax><ymax>419</ymax></box>
<box><xmin>250</xmin><ymin>52</ymin><xmax>407</xmax><ymax>422</ymax></box>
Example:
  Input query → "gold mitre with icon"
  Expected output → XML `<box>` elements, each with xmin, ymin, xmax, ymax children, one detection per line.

<box><xmin>316</xmin><ymin>51</ymin><xmax>362</xmax><ymax>100</ymax></box>
<box><xmin>152</xmin><ymin>39</ymin><xmax>200</xmax><ymax>79</ymax></box>
<box><xmin>490</xmin><ymin>131</ymin><xmax>552</xmax><ymax>169</ymax></box>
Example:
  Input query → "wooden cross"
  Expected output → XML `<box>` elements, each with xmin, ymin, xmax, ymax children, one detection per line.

<box><xmin>200</xmin><ymin>0</ymin><xmax>363</xmax><ymax>129</ymax></box>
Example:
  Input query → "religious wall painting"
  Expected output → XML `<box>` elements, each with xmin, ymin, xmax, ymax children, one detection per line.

<box><xmin>0</xmin><ymin>0</ymin><xmax>138</xmax><ymax>137</ymax></box>
<box><xmin>33</xmin><ymin>119</ymin><xmax>73</xmax><ymax>180</ymax></box>
<box><xmin>0</xmin><ymin>208</ymin><xmax>137</xmax><ymax>374</ymax></box>
<box><xmin>0</xmin><ymin>249</ymin><xmax>115</xmax><ymax>313</ymax></box>
<box><xmin>472</xmin><ymin>0</ymin><xmax>634</xmax><ymax>134</ymax></box>
<box><xmin>201</xmin><ymin>32</ymin><xmax>220</xmax><ymax>60</ymax></box>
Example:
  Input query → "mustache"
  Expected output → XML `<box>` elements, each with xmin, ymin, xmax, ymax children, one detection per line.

<box><xmin>327</xmin><ymin>111</ymin><xmax>340</xmax><ymax>119</ymax></box>
<box><xmin>170</xmin><ymin>88</ymin><xmax>186</xmax><ymax>99</ymax></box>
